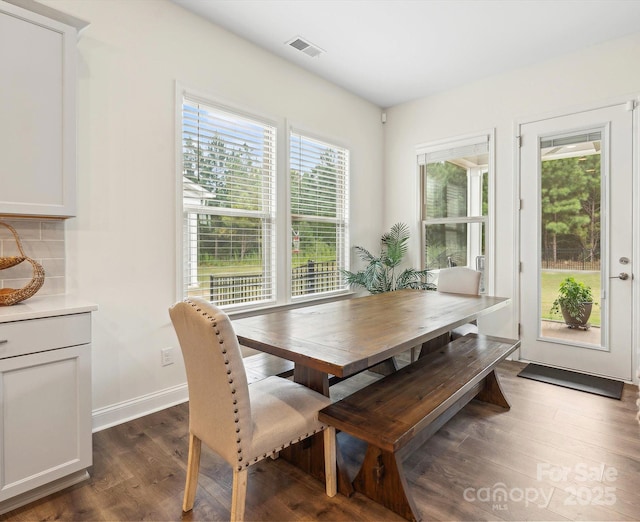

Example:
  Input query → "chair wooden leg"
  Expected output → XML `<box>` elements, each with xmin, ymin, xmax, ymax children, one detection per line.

<box><xmin>182</xmin><ymin>432</ymin><xmax>202</xmax><ymax>512</ymax></box>
<box><xmin>324</xmin><ymin>426</ymin><xmax>337</xmax><ymax>497</ymax></box>
<box><xmin>231</xmin><ymin>468</ymin><xmax>248</xmax><ymax>522</ymax></box>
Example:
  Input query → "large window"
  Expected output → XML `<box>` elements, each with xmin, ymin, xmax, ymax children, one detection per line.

<box><xmin>181</xmin><ymin>97</ymin><xmax>276</xmax><ymax>307</ymax></box>
<box><xmin>419</xmin><ymin>134</ymin><xmax>492</xmax><ymax>292</ymax></box>
<box><xmin>290</xmin><ymin>132</ymin><xmax>349</xmax><ymax>299</ymax></box>
<box><xmin>180</xmin><ymin>95</ymin><xmax>350</xmax><ymax>308</ymax></box>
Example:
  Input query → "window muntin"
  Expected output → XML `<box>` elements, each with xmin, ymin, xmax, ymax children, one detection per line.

<box><xmin>290</xmin><ymin>132</ymin><xmax>349</xmax><ymax>299</ymax></box>
<box><xmin>182</xmin><ymin>98</ymin><xmax>276</xmax><ymax>307</ymax></box>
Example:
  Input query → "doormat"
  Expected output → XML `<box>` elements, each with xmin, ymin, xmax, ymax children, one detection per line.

<box><xmin>517</xmin><ymin>364</ymin><xmax>624</xmax><ymax>400</ymax></box>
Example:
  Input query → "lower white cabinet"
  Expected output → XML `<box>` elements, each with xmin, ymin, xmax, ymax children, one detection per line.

<box><xmin>0</xmin><ymin>309</ymin><xmax>93</xmax><ymax>512</ymax></box>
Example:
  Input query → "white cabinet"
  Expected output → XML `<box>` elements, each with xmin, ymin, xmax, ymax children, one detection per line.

<box><xmin>0</xmin><ymin>306</ymin><xmax>94</xmax><ymax>514</ymax></box>
<box><xmin>0</xmin><ymin>1</ymin><xmax>80</xmax><ymax>217</ymax></box>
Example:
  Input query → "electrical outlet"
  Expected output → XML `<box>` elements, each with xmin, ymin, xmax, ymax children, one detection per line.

<box><xmin>161</xmin><ymin>347</ymin><xmax>174</xmax><ymax>366</ymax></box>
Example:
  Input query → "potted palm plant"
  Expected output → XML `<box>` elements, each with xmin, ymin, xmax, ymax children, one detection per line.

<box><xmin>550</xmin><ymin>276</ymin><xmax>594</xmax><ymax>329</ymax></box>
<box><xmin>342</xmin><ymin>222</ymin><xmax>435</xmax><ymax>293</ymax></box>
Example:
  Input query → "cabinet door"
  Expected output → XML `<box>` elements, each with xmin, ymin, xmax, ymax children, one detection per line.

<box><xmin>0</xmin><ymin>2</ymin><xmax>77</xmax><ymax>217</ymax></box>
<box><xmin>0</xmin><ymin>344</ymin><xmax>91</xmax><ymax>501</ymax></box>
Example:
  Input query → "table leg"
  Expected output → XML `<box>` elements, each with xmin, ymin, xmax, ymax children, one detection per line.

<box><xmin>417</xmin><ymin>331</ymin><xmax>451</xmax><ymax>358</ymax></box>
<box><xmin>294</xmin><ymin>364</ymin><xmax>329</xmax><ymax>396</ymax></box>
<box><xmin>369</xmin><ymin>358</ymin><xmax>398</xmax><ymax>376</ymax></box>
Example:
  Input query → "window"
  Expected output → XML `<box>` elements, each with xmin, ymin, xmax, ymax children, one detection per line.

<box><xmin>181</xmin><ymin>97</ymin><xmax>276</xmax><ymax>307</ymax></box>
<box><xmin>290</xmin><ymin>131</ymin><xmax>349</xmax><ymax>298</ymax></box>
<box><xmin>418</xmin><ymin>134</ymin><xmax>492</xmax><ymax>292</ymax></box>
<box><xmin>179</xmin><ymin>94</ymin><xmax>350</xmax><ymax>309</ymax></box>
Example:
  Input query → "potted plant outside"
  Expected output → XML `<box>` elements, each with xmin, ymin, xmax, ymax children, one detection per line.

<box><xmin>550</xmin><ymin>276</ymin><xmax>594</xmax><ymax>329</ymax></box>
<box><xmin>342</xmin><ymin>222</ymin><xmax>435</xmax><ymax>294</ymax></box>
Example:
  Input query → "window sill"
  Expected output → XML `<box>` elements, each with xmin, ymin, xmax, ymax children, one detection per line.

<box><xmin>226</xmin><ymin>290</ymin><xmax>356</xmax><ymax>320</ymax></box>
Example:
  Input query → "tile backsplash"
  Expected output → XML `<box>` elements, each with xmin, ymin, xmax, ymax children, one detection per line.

<box><xmin>0</xmin><ymin>218</ymin><xmax>65</xmax><ymax>296</ymax></box>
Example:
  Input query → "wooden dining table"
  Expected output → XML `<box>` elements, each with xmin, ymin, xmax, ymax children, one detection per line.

<box><xmin>232</xmin><ymin>289</ymin><xmax>511</xmax><ymax>497</ymax></box>
<box><xmin>233</xmin><ymin>289</ymin><xmax>510</xmax><ymax>394</ymax></box>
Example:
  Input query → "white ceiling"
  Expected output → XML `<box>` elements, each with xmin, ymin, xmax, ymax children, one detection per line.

<box><xmin>171</xmin><ymin>0</ymin><xmax>640</xmax><ymax>108</ymax></box>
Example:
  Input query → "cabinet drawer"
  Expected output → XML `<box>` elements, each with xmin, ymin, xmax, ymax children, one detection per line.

<box><xmin>0</xmin><ymin>313</ymin><xmax>91</xmax><ymax>359</ymax></box>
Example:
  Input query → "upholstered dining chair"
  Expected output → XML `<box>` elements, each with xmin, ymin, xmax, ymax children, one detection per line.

<box><xmin>169</xmin><ymin>297</ymin><xmax>336</xmax><ymax>521</ymax></box>
<box><xmin>437</xmin><ymin>267</ymin><xmax>482</xmax><ymax>339</ymax></box>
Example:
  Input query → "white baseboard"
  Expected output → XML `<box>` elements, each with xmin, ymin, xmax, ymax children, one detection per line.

<box><xmin>92</xmin><ymin>383</ymin><xmax>189</xmax><ymax>432</ymax></box>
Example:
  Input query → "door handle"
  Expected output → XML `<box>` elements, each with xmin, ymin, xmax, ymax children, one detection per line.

<box><xmin>610</xmin><ymin>272</ymin><xmax>631</xmax><ymax>280</ymax></box>
<box><xmin>0</xmin><ymin>339</ymin><xmax>7</xmax><ymax>344</ymax></box>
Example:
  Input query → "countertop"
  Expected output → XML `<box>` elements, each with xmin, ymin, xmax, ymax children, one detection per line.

<box><xmin>0</xmin><ymin>295</ymin><xmax>98</xmax><ymax>323</ymax></box>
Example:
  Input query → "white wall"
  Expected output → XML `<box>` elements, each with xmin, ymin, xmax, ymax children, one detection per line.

<box><xmin>384</xmin><ymin>32</ymin><xmax>640</xmax><ymax>343</ymax></box>
<box><xmin>39</xmin><ymin>0</ymin><xmax>384</xmax><ymax>429</ymax></box>
<box><xmin>36</xmin><ymin>0</ymin><xmax>640</xmax><ymax>425</ymax></box>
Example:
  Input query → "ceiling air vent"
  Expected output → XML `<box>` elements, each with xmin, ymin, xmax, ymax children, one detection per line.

<box><xmin>286</xmin><ymin>36</ymin><xmax>324</xmax><ymax>58</ymax></box>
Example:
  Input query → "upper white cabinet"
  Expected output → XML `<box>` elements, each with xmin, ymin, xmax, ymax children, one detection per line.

<box><xmin>0</xmin><ymin>1</ymin><xmax>83</xmax><ymax>217</ymax></box>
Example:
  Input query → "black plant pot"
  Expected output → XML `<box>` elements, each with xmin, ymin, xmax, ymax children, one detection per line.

<box><xmin>561</xmin><ymin>302</ymin><xmax>593</xmax><ymax>328</ymax></box>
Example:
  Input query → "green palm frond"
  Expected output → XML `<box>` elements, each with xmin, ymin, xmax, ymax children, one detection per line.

<box><xmin>381</xmin><ymin>222</ymin><xmax>409</xmax><ymax>267</ymax></box>
<box><xmin>354</xmin><ymin>245</ymin><xmax>377</xmax><ymax>263</ymax></box>
<box><xmin>396</xmin><ymin>268</ymin><xmax>436</xmax><ymax>290</ymax></box>
<box><xmin>342</xmin><ymin>222</ymin><xmax>435</xmax><ymax>294</ymax></box>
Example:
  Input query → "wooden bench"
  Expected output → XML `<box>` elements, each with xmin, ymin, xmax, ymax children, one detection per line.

<box><xmin>318</xmin><ymin>333</ymin><xmax>520</xmax><ymax>521</ymax></box>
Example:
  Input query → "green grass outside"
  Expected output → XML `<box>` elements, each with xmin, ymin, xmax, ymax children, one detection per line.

<box><xmin>199</xmin><ymin>264</ymin><xmax>262</xmax><ymax>277</ymax></box>
<box><xmin>541</xmin><ymin>270</ymin><xmax>601</xmax><ymax>327</ymax></box>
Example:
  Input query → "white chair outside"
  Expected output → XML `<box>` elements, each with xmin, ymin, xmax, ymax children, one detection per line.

<box><xmin>437</xmin><ymin>267</ymin><xmax>482</xmax><ymax>339</ymax></box>
<box><xmin>169</xmin><ymin>297</ymin><xmax>336</xmax><ymax>521</ymax></box>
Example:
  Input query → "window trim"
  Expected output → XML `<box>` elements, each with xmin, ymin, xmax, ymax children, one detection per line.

<box><xmin>175</xmin><ymin>84</ymin><xmax>352</xmax><ymax>311</ymax></box>
<box><xmin>416</xmin><ymin>130</ymin><xmax>495</xmax><ymax>295</ymax></box>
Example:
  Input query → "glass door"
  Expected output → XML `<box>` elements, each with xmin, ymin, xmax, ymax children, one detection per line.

<box><xmin>519</xmin><ymin>104</ymin><xmax>634</xmax><ymax>381</ymax></box>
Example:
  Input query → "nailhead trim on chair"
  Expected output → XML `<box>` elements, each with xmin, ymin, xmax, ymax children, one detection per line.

<box><xmin>185</xmin><ymin>299</ymin><xmax>247</xmax><ymax>468</ymax></box>
<box><xmin>241</xmin><ymin>425</ymin><xmax>329</xmax><ymax>470</ymax></box>
<box><xmin>184</xmin><ymin>299</ymin><xmax>331</xmax><ymax>473</ymax></box>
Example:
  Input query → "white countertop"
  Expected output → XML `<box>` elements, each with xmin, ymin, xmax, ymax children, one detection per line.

<box><xmin>0</xmin><ymin>295</ymin><xmax>98</xmax><ymax>323</ymax></box>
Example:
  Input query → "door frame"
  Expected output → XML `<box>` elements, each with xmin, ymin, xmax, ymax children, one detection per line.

<box><xmin>513</xmin><ymin>95</ymin><xmax>639</xmax><ymax>383</ymax></box>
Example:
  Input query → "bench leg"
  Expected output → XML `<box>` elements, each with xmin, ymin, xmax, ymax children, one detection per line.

<box><xmin>353</xmin><ymin>444</ymin><xmax>419</xmax><ymax>521</ymax></box>
<box><xmin>476</xmin><ymin>369</ymin><xmax>510</xmax><ymax>409</ymax></box>
<box><xmin>286</xmin><ymin>365</ymin><xmax>355</xmax><ymax>497</ymax></box>
<box><xmin>279</xmin><ymin>428</ymin><xmax>355</xmax><ymax>497</ymax></box>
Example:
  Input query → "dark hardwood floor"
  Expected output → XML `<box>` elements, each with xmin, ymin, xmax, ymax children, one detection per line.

<box><xmin>3</xmin><ymin>360</ymin><xmax>640</xmax><ymax>521</ymax></box>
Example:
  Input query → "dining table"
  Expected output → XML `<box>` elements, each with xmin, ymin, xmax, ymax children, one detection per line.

<box><xmin>231</xmin><ymin>289</ymin><xmax>511</xmax><ymax>497</ymax></box>
<box><xmin>233</xmin><ymin>289</ymin><xmax>510</xmax><ymax>393</ymax></box>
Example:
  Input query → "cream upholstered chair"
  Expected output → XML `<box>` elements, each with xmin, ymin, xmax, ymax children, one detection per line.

<box><xmin>169</xmin><ymin>297</ymin><xmax>336</xmax><ymax>521</ymax></box>
<box><xmin>437</xmin><ymin>267</ymin><xmax>482</xmax><ymax>339</ymax></box>
<box><xmin>437</xmin><ymin>266</ymin><xmax>482</xmax><ymax>295</ymax></box>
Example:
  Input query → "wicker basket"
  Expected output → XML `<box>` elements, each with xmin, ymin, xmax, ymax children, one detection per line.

<box><xmin>0</xmin><ymin>222</ymin><xmax>45</xmax><ymax>306</ymax></box>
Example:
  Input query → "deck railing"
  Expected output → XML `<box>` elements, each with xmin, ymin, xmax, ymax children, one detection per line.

<box><xmin>291</xmin><ymin>260</ymin><xmax>340</xmax><ymax>296</ymax></box>
<box><xmin>209</xmin><ymin>260</ymin><xmax>341</xmax><ymax>304</ymax></box>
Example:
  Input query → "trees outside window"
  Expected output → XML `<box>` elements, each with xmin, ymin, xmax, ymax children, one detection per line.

<box><xmin>540</xmin><ymin>153</ymin><xmax>600</xmax><ymax>267</ymax></box>
<box><xmin>180</xmin><ymin>96</ymin><xmax>349</xmax><ymax>308</ymax></box>
<box><xmin>419</xmin><ymin>134</ymin><xmax>492</xmax><ymax>292</ymax></box>
<box><xmin>290</xmin><ymin>132</ymin><xmax>349</xmax><ymax>298</ymax></box>
<box><xmin>182</xmin><ymin>99</ymin><xmax>276</xmax><ymax>307</ymax></box>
